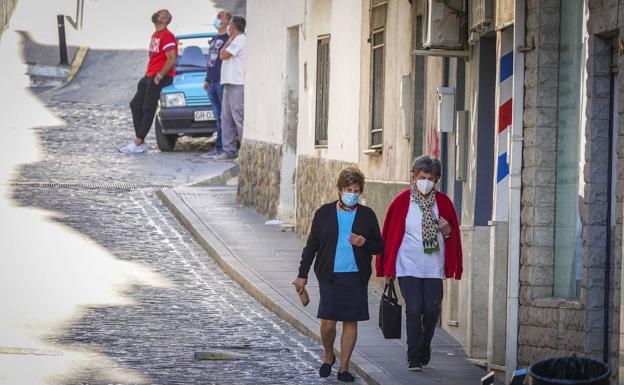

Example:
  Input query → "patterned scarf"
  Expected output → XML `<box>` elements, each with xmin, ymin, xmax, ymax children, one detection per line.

<box><xmin>410</xmin><ymin>183</ymin><xmax>439</xmax><ymax>254</ymax></box>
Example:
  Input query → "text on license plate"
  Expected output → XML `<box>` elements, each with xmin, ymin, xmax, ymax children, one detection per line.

<box><xmin>194</xmin><ymin>110</ymin><xmax>214</xmax><ymax>121</ymax></box>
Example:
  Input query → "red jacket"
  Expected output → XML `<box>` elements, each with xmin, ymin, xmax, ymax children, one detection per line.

<box><xmin>375</xmin><ymin>189</ymin><xmax>463</xmax><ymax>280</ymax></box>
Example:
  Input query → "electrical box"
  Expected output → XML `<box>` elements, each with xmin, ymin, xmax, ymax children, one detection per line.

<box><xmin>423</xmin><ymin>0</ymin><xmax>465</xmax><ymax>49</ymax></box>
<box><xmin>437</xmin><ymin>87</ymin><xmax>455</xmax><ymax>133</ymax></box>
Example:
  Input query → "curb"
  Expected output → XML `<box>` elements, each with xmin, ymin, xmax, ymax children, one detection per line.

<box><xmin>157</xmin><ymin>188</ymin><xmax>399</xmax><ymax>385</ymax></box>
<box><xmin>183</xmin><ymin>164</ymin><xmax>240</xmax><ymax>187</ymax></box>
<box><xmin>38</xmin><ymin>46</ymin><xmax>89</xmax><ymax>93</ymax></box>
<box><xmin>66</xmin><ymin>46</ymin><xmax>89</xmax><ymax>82</ymax></box>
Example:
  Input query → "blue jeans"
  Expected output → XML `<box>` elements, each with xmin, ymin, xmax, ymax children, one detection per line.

<box><xmin>206</xmin><ymin>81</ymin><xmax>223</xmax><ymax>150</ymax></box>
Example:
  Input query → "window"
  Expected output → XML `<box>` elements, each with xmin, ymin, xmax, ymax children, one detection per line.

<box><xmin>370</xmin><ymin>2</ymin><xmax>386</xmax><ymax>148</ymax></box>
<box><xmin>315</xmin><ymin>36</ymin><xmax>330</xmax><ymax>146</ymax></box>
<box><xmin>553</xmin><ymin>0</ymin><xmax>584</xmax><ymax>298</ymax></box>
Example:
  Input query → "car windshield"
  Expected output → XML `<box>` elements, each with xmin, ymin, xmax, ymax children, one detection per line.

<box><xmin>176</xmin><ymin>37</ymin><xmax>210</xmax><ymax>73</ymax></box>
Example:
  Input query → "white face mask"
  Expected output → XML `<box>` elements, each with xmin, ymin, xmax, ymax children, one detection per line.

<box><xmin>416</xmin><ymin>179</ymin><xmax>435</xmax><ymax>195</ymax></box>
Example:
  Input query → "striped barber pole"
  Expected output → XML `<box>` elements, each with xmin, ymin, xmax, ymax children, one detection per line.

<box><xmin>493</xmin><ymin>28</ymin><xmax>513</xmax><ymax>221</ymax></box>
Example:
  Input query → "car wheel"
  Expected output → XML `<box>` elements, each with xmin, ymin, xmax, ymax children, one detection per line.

<box><xmin>155</xmin><ymin>118</ymin><xmax>177</xmax><ymax>152</ymax></box>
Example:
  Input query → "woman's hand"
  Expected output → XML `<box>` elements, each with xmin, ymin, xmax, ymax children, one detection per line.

<box><xmin>349</xmin><ymin>233</ymin><xmax>366</xmax><ymax>247</ymax></box>
<box><xmin>384</xmin><ymin>276</ymin><xmax>394</xmax><ymax>285</ymax></box>
<box><xmin>439</xmin><ymin>217</ymin><xmax>451</xmax><ymax>238</ymax></box>
<box><xmin>292</xmin><ymin>277</ymin><xmax>307</xmax><ymax>294</ymax></box>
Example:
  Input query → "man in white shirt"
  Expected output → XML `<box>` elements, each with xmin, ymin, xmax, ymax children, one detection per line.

<box><xmin>215</xmin><ymin>16</ymin><xmax>246</xmax><ymax>161</ymax></box>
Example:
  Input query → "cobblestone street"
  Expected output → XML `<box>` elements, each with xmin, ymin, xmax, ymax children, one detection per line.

<box><xmin>8</xmin><ymin>99</ymin><xmax>349</xmax><ymax>384</ymax></box>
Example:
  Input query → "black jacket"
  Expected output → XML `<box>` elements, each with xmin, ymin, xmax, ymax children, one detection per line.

<box><xmin>298</xmin><ymin>201</ymin><xmax>384</xmax><ymax>283</ymax></box>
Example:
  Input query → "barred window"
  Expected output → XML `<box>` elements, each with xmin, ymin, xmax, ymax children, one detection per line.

<box><xmin>370</xmin><ymin>2</ymin><xmax>386</xmax><ymax>148</ymax></box>
<box><xmin>315</xmin><ymin>36</ymin><xmax>330</xmax><ymax>146</ymax></box>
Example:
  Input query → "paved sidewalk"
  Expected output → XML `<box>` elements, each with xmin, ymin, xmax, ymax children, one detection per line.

<box><xmin>159</xmin><ymin>186</ymin><xmax>489</xmax><ymax>385</ymax></box>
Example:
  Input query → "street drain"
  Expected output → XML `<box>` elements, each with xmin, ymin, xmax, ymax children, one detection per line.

<box><xmin>194</xmin><ymin>350</ymin><xmax>251</xmax><ymax>361</ymax></box>
<box><xmin>12</xmin><ymin>182</ymin><xmax>174</xmax><ymax>191</ymax></box>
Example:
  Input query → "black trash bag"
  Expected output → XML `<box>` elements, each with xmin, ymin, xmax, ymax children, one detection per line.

<box><xmin>528</xmin><ymin>355</ymin><xmax>611</xmax><ymax>385</ymax></box>
<box><xmin>378</xmin><ymin>280</ymin><xmax>401</xmax><ymax>339</ymax></box>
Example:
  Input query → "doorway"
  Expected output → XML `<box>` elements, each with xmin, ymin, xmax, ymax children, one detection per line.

<box><xmin>278</xmin><ymin>26</ymin><xmax>299</xmax><ymax>223</ymax></box>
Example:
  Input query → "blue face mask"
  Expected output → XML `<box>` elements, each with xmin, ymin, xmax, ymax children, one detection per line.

<box><xmin>341</xmin><ymin>192</ymin><xmax>359</xmax><ymax>207</ymax></box>
<box><xmin>213</xmin><ymin>18</ymin><xmax>222</xmax><ymax>30</ymax></box>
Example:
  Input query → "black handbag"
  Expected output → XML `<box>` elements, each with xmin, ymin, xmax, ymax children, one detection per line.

<box><xmin>378</xmin><ymin>280</ymin><xmax>402</xmax><ymax>339</ymax></box>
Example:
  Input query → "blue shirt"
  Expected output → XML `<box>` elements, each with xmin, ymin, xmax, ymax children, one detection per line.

<box><xmin>333</xmin><ymin>208</ymin><xmax>359</xmax><ymax>273</ymax></box>
<box><xmin>205</xmin><ymin>34</ymin><xmax>229</xmax><ymax>82</ymax></box>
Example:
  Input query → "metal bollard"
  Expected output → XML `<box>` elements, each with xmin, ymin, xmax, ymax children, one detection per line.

<box><xmin>57</xmin><ymin>14</ymin><xmax>68</xmax><ymax>65</ymax></box>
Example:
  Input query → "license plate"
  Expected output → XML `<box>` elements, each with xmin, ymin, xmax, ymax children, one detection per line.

<box><xmin>194</xmin><ymin>110</ymin><xmax>214</xmax><ymax>121</ymax></box>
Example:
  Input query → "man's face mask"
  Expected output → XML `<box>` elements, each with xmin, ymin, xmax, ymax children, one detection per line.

<box><xmin>151</xmin><ymin>12</ymin><xmax>161</xmax><ymax>24</ymax></box>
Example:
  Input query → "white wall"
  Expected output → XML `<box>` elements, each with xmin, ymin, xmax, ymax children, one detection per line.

<box><xmin>245</xmin><ymin>0</ymin><xmax>361</xmax><ymax>165</ymax></box>
<box><xmin>357</xmin><ymin>0</ymin><xmax>418</xmax><ymax>183</ymax></box>
<box><xmin>296</xmin><ymin>0</ymin><xmax>362</xmax><ymax>163</ymax></box>
<box><xmin>244</xmin><ymin>0</ymin><xmax>305</xmax><ymax>144</ymax></box>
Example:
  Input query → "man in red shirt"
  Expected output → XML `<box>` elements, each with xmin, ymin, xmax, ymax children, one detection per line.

<box><xmin>120</xmin><ymin>9</ymin><xmax>178</xmax><ymax>154</ymax></box>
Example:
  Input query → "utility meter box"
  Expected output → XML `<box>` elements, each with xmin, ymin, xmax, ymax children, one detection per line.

<box><xmin>437</xmin><ymin>87</ymin><xmax>455</xmax><ymax>133</ymax></box>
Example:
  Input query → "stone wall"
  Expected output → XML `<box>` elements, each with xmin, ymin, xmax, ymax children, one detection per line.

<box><xmin>519</xmin><ymin>0</ymin><xmax>624</xmax><ymax>370</ymax></box>
<box><xmin>295</xmin><ymin>156</ymin><xmax>356</xmax><ymax>238</ymax></box>
<box><xmin>584</xmin><ymin>0</ymin><xmax>623</xmax><ymax>366</ymax></box>
<box><xmin>237</xmin><ymin>139</ymin><xmax>282</xmax><ymax>219</ymax></box>
<box><xmin>361</xmin><ymin>180</ymin><xmax>410</xmax><ymax>226</ymax></box>
<box><xmin>518</xmin><ymin>0</ymin><xmax>583</xmax><ymax>366</ymax></box>
<box><xmin>0</xmin><ymin>0</ymin><xmax>19</xmax><ymax>41</ymax></box>
<box><xmin>294</xmin><ymin>155</ymin><xmax>410</xmax><ymax>239</ymax></box>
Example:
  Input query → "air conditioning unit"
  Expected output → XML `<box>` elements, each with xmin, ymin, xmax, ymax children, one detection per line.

<box><xmin>423</xmin><ymin>0</ymin><xmax>465</xmax><ymax>49</ymax></box>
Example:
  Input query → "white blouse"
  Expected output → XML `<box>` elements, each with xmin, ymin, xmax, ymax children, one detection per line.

<box><xmin>395</xmin><ymin>200</ymin><xmax>446</xmax><ymax>279</ymax></box>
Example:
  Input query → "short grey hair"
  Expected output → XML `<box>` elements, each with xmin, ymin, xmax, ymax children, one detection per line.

<box><xmin>411</xmin><ymin>155</ymin><xmax>442</xmax><ymax>179</ymax></box>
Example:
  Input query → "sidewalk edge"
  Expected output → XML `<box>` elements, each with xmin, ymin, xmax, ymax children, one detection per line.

<box><xmin>182</xmin><ymin>164</ymin><xmax>240</xmax><ymax>188</ymax></box>
<box><xmin>158</xmin><ymin>189</ymin><xmax>397</xmax><ymax>385</ymax></box>
<box><xmin>66</xmin><ymin>46</ymin><xmax>89</xmax><ymax>82</ymax></box>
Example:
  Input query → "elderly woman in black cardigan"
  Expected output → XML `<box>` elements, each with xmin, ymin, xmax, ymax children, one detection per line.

<box><xmin>293</xmin><ymin>167</ymin><xmax>383</xmax><ymax>382</ymax></box>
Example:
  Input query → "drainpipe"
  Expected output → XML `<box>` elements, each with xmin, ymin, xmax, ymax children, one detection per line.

<box><xmin>505</xmin><ymin>0</ymin><xmax>525</xmax><ymax>382</ymax></box>
<box><xmin>603</xmin><ymin>68</ymin><xmax>614</xmax><ymax>365</ymax></box>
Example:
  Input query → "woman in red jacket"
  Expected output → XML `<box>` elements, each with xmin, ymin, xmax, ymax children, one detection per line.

<box><xmin>375</xmin><ymin>155</ymin><xmax>462</xmax><ymax>371</ymax></box>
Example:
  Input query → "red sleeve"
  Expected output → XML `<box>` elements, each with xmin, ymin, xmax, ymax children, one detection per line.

<box><xmin>375</xmin><ymin>198</ymin><xmax>395</xmax><ymax>276</ymax></box>
<box><xmin>161</xmin><ymin>33</ymin><xmax>177</xmax><ymax>52</ymax></box>
<box><xmin>449</xmin><ymin>200</ymin><xmax>462</xmax><ymax>279</ymax></box>
<box><xmin>375</xmin><ymin>190</ymin><xmax>406</xmax><ymax>277</ymax></box>
<box><xmin>440</xmin><ymin>194</ymin><xmax>463</xmax><ymax>280</ymax></box>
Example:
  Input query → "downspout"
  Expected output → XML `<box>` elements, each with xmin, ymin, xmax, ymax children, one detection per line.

<box><xmin>603</xmin><ymin>64</ymin><xmax>614</xmax><ymax>365</ymax></box>
<box><xmin>505</xmin><ymin>0</ymin><xmax>525</xmax><ymax>382</ymax></box>
<box><xmin>441</xmin><ymin>57</ymin><xmax>450</xmax><ymax>193</ymax></box>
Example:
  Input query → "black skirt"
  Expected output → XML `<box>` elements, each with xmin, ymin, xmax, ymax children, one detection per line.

<box><xmin>317</xmin><ymin>272</ymin><xmax>369</xmax><ymax>322</ymax></box>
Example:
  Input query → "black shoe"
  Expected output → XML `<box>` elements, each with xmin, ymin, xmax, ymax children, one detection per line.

<box><xmin>421</xmin><ymin>347</ymin><xmax>431</xmax><ymax>367</ymax></box>
<box><xmin>408</xmin><ymin>359</ymin><xmax>422</xmax><ymax>371</ymax></box>
<box><xmin>337</xmin><ymin>371</ymin><xmax>355</xmax><ymax>382</ymax></box>
<box><xmin>319</xmin><ymin>354</ymin><xmax>335</xmax><ymax>378</ymax></box>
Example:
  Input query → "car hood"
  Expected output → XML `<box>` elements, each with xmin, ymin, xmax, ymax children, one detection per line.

<box><xmin>162</xmin><ymin>71</ymin><xmax>210</xmax><ymax>106</ymax></box>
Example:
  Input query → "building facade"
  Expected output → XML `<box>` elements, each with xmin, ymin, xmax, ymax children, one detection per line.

<box><xmin>240</xmin><ymin>0</ymin><xmax>623</xmax><ymax>382</ymax></box>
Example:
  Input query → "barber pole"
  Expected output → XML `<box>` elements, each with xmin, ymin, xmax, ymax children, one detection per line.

<box><xmin>493</xmin><ymin>29</ymin><xmax>513</xmax><ymax>222</ymax></box>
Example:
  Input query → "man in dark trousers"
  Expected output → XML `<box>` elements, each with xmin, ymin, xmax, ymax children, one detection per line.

<box><xmin>120</xmin><ymin>9</ymin><xmax>177</xmax><ymax>154</ymax></box>
<box><xmin>202</xmin><ymin>10</ymin><xmax>231</xmax><ymax>159</ymax></box>
<box><xmin>213</xmin><ymin>16</ymin><xmax>246</xmax><ymax>161</ymax></box>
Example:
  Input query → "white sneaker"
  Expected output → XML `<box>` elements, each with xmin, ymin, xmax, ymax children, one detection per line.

<box><xmin>119</xmin><ymin>142</ymin><xmax>147</xmax><ymax>154</ymax></box>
